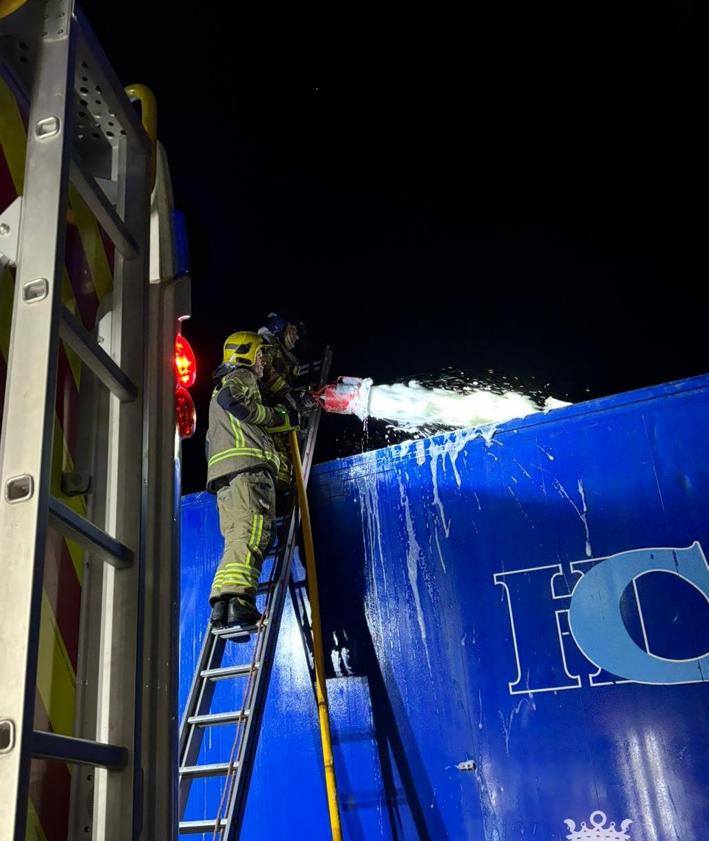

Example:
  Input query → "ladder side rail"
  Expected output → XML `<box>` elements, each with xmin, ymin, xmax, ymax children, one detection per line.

<box><xmin>90</xmin><ymin>76</ymin><xmax>151</xmax><ymax>841</ymax></box>
<box><xmin>177</xmin><ymin>635</ymin><xmax>227</xmax><ymax>816</ymax></box>
<box><xmin>299</xmin><ymin>346</ymin><xmax>332</xmax><ymax>486</ymax></box>
<box><xmin>177</xmin><ymin>550</ymin><xmax>282</xmax><ymax>819</ymax></box>
<box><xmin>0</xmin><ymin>5</ymin><xmax>76</xmax><ymax>839</ymax></box>
<box><xmin>179</xmin><ymin>620</ymin><xmax>222</xmax><ymax>756</ymax></box>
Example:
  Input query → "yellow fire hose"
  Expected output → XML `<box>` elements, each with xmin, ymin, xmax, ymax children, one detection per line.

<box><xmin>288</xmin><ymin>430</ymin><xmax>343</xmax><ymax>841</ymax></box>
<box><xmin>0</xmin><ymin>0</ymin><xmax>27</xmax><ymax>21</ymax></box>
<box><xmin>124</xmin><ymin>83</ymin><xmax>157</xmax><ymax>191</ymax></box>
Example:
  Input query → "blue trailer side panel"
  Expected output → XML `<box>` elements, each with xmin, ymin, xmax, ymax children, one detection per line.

<box><xmin>181</xmin><ymin>375</ymin><xmax>709</xmax><ymax>840</ymax></box>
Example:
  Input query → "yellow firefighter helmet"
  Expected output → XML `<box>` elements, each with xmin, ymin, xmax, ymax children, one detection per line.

<box><xmin>223</xmin><ymin>331</ymin><xmax>265</xmax><ymax>366</ymax></box>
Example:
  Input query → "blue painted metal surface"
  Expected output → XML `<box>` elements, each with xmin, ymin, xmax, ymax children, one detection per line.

<box><xmin>171</xmin><ymin>208</ymin><xmax>190</xmax><ymax>276</ymax></box>
<box><xmin>180</xmin><ymin>374</ymin><xmax>709</xmax><ymax>840</ymax></box>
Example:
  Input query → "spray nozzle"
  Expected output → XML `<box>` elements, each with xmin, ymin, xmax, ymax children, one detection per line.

<box><xmin>311</xmin><ymin>376</ymin><xmax>373</xmax><ymax>419</ymax></box>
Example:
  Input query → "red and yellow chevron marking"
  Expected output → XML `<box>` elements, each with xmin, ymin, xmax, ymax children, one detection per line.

<box><xmin>28</xmin><ymin>691</ymin><xmax>71</xmax><ymax>841</ymax></box>
<box><xmin>0</xmin><ymin>74</ymin><xmax>116</xmax><ymax>840</ymax></box>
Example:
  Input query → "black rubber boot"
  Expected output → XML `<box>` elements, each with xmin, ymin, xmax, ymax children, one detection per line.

<box><xmin>210</xmin><ymin>598</ymin><xmax>227</xmax><ymax>627</ymax></box>
<box><xmin>227</xmin><ymin>595</ymin><xmax>262</xmax><ymax>627</ymax></box>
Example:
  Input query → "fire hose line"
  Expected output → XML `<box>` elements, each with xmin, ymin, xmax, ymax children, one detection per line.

<box><xmin>289</xmin><ymin>430</ymin><xmax>344</xmax><ymax>841</ymax></box>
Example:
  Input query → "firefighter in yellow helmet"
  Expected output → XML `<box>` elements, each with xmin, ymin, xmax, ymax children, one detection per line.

<box><xmin>206</xmin><ymin>331</ymin><xmax>294</xmax><ymax>626</ymax></box>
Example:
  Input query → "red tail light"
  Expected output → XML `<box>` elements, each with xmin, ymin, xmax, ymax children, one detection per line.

<box><xmin>176</xmin><ymin>386</ymin><xmax>196</xmax><ymax>439</ymax></box>
<box><xmin>175</xmin><ymin>334</ymin><xmax>196</xmax><ymax>389</ymax></box>
<box><xmin>175</xmin><ymin>333</ymin><xmax>197</xmax><ymax>439</ymax></box>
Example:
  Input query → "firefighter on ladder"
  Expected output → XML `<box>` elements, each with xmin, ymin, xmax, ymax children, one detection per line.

<box><xmin>206</xmin><ymin>331</ymin><xmax>296</xmax><ymax>626</ymax></box>
<box><xmin>257</xmin><ymin>312</ymin><xmax>317</xmax><ymax>511</ymax></box>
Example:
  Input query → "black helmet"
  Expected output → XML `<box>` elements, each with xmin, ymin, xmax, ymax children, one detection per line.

<box><xmin>264</xmin><ymin>311</ymin><xmax>307</xmax><ymax>340</ymax></box>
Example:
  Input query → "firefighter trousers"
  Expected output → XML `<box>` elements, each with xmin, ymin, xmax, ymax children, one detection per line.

<box><xmin>210</xmin><ymin>469</ymin><xmax>276</xmax><ymax>604</ymax></box>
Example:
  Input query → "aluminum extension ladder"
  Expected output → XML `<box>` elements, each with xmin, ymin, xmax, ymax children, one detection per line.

<box><xmin>178</xmin><ymin>349</ymin><xmax>331</xmax><ymax>838</ymax></box>
<box><xmin>0</xmin><ymin>4</ymin><xmax>182</xmax><ymax>839</ymax></box>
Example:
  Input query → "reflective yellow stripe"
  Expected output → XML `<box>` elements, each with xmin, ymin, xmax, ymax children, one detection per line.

<box><xmin>243</xmin><ymin>515</ymin><xmax>261</xmax><ymax>574</ymax></box>
<box><xmin>228</xmin><ymin>414</ymin><xmax>244</xmax><ymax>448</ymax></box>
<box><xmin>208</xmin><ymin>447</ymin><xmax>279</xmax><ymax>467</ymax></box>
<box><xmin>216</xmin><ymin>564</ymin><xmax>257</xmax><ymax>580</ymax></box>
<box><xmin>248</xmin><ymin>513</ymin><xmax>258</xmax><ymax>553</ymax></box>
<box><xmin>267</xmin><ymin>374</ymin><xmax>286</xmax><ymax>392</ymax></box>
<box><xmin>220</xmin><ymin>574</ymin><xmax>256</xmax><ymax>583</ymax></box>
<box><xmin>214</xmin><ymin>571</ymin><xmax>254</xmax><ymax>580</ymax></box>
<box><xmin>217</xmin><ymin>577</ymin><xmax>254</xmax><ymax>585</ymax></box>
<box><xmin>254</xmin><ymin>513</ymin><xmax>264</xmax><ymax>550</ymax></box>
<box><xmin>215</xmin><ymin>557</ymin><xmax>258</xmax><ymax>574</ymax></box>
<box><xmin>216</xmin><ymin>575</ymin><xmax>258</xmax><ymax>590</ymax></box>
<box><xmin>246</xmin><ymin>513</ymin><xmax>258</xmax><ymax>564</ymax></box>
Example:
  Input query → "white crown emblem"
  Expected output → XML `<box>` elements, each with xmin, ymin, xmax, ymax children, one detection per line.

<box><xmin>564</xmin><ymin>811</ymin><xmax>633</xmax><ymax>840</ymax></box>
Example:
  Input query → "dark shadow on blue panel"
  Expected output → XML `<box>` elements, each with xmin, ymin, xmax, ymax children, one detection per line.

<box><xmin>290</xmin><ymin>554</ymin><xmax>450</xmax><ymax>841</ymax></box>
<box><xmin>288</xmin><ymin>575</ymin><xmax>367</xmax><ymax>841</ymax></box>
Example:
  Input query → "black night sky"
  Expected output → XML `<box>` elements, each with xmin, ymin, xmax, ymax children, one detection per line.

<box><xmin>81</xmin><ymin>1</ymin><xmax>706</xmax><ymax>492</ymax></box>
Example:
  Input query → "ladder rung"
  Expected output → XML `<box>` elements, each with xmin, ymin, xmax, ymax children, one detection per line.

<box><xmin>201</xmin><ymin>663</ymin><xmax>256</xmax><ymax>681</ymax></box>
<box><xmin>60</xmin><ymin>306</ymin><xmax>138</xmax><ymax>401</ymax></box>
<box><xmin>69</xmin><ymin>157</ymin><xmax>139</xmax><ymax>258</ymax></box>
<box><xmin>212</xmin><ymin>619</ymin><xmax>267</xmax><ymax>639</ymax></box>
<box><xmin>188</xmin><ymin>710</ymin><xmax>249</xmax><ymax>727</ymax></box>
<box><xmin>49</xmin><ymin>497</ymin><xmax>133</xmax><ymax>568</ymax></box>
<box><xmin>257</xmin><ymin>581</ymin><xmax>274</xmax><ymax>595</ymax></box>
<box><xmin>211</xmin><ymin>626</ymin><xmax>251</xmax><ymax>640</ymax></box>
<box><xmin>179</xmin><ymin>819</ymin><xmax>227</xmax><ymax>834</ymax></box>
<box><xmin>180</xmin><ymin>762</ymin><xmax>235</xmax><ymax>779</ymax></box>
<box><xmin>32</xmin><ymin>731</ymin><xmax>127</xmax><ymax>770</ymax></box>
